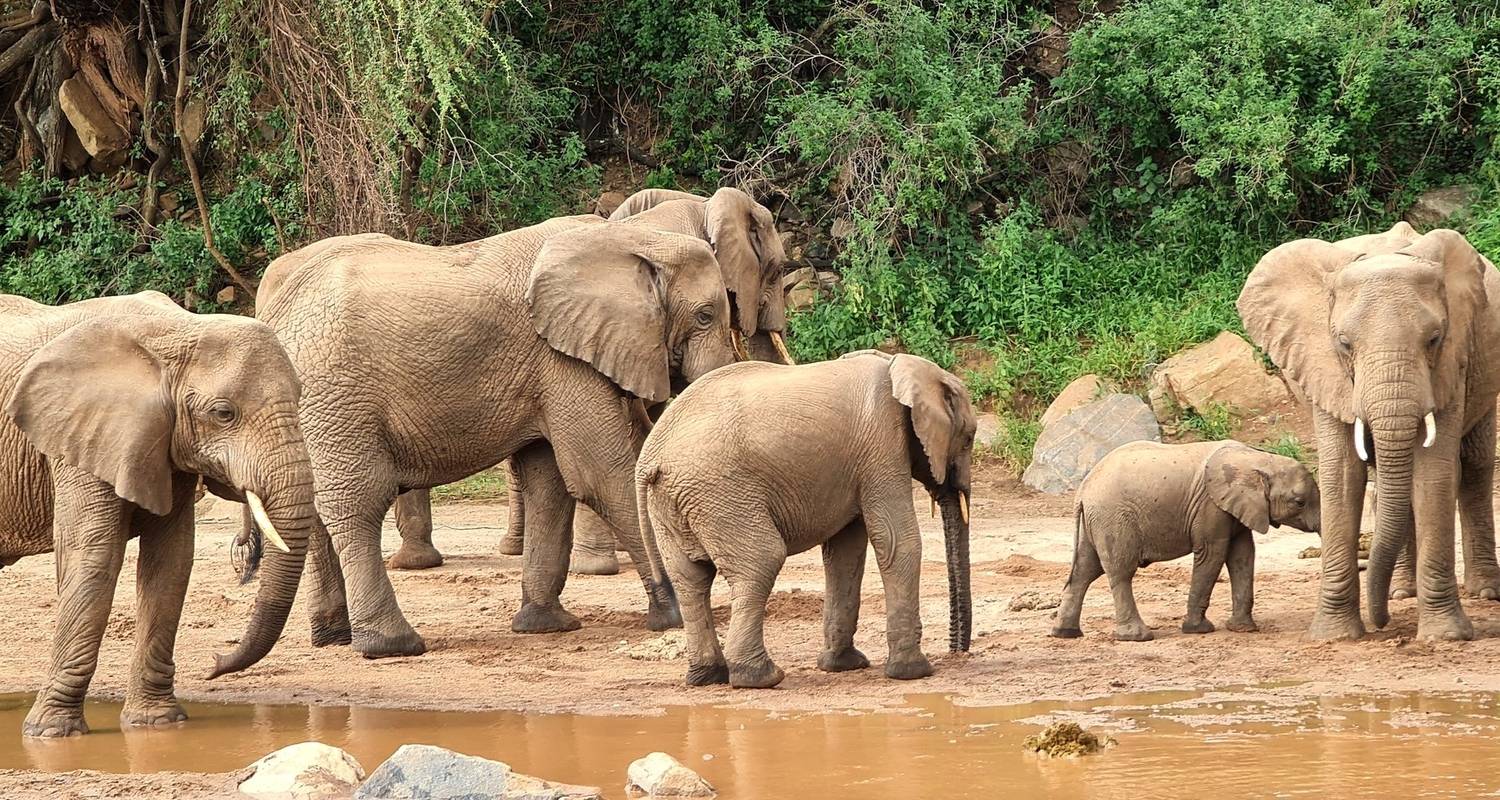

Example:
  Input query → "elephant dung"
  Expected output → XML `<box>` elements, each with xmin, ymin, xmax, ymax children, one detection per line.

<box><xmin>1040</xmin><ymin>374</ymin><xmax>1105</xmax><ymax>429</ymax></box>
<box><xmin>239</xmin><ymin>741</ymin><xmax>366</xmax><ymax>800</ymax></box>
<box><xmin>1147</xmin><ymin>332</ymin><xmax>1292</xmax><ymax>422</ymax></box>
<box><xmin>1022</xmin><ymin>722</ymin><xmax>1115</xmax><ymax>757</ymax></box>
<box><xmin>356</xmin><ymin>744</ymin><xmax>602</xmax><ymax>800</ymax></box>
<box><xmin>1022</xmin><ymin>394</ymin><xmax>1161</xmax><ymax>495</ymax></box>
<box><xmin>625</xmin><ymin>752</ymin><xmax>716</xmax><ymax>798</ymax></box>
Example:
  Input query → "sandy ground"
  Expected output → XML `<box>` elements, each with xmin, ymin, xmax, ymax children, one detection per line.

<box><xmin>5</xmin><ymin>466</ymin><xmax>1500</xmax><ymax>796</ymax></box>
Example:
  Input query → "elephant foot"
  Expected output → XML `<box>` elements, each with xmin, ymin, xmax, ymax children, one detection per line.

<box><xmin>1390</xmin><ymin>586</ymin><xmax>1417</xmax><ymax>601</ymax></box>
<box><xmin>352</xmin><ymin>627</ymin><xmax>427</xmax><ymax>659</ymax></box>
<box><xmin>884</xmin><ymin>653</ymin><xmax>934</xmax><ymax>681</ymax></box>
<box><xmin>498</xmin><ymin>533</ymin><xmax>525</xmax><ymax>557</ymax></box>
<box><xmin>1308</xmin><ymin>609</ymin><xmax>1365</xmax><ymax>641</ymax></box>
<box><xmin>1049</xmin><ymin>625</ymin><xmax>1083</xmax><ymax>639</ymax></box>
<box><xmin>22</xmin><ymin>706</ymin><xmax>88</xmax><ymax>738</ymax></box>
<box><xmin>1181</xmin><ymin>618</ymin><xmax>1216</xmax><ymax>635</ymax></box>
<box><xmin>817</xmin><ymin>646</ymin><xmax>870</xmax><ymax>673</ymax></box>
<box><xmin>686</xmin><ymin>661</ymin><xmax>730</xmax><ymax>686</ymax></box>
<box><xmin>728</xmin><ymin>655</ymin><xmax>785</xmax><ymax>689</ymax></box>
<box><xmin>1226</xmin><ymin>616</ymin><xmax>1259</xmax><ymax>633</ymax></box>
<box><xmin>386</xmin><ymin>543</ymin><xmax>444</xmax><ymax>571</ymax></box>
<box><xmin>511</xmin><ymin>602</ymin><xmax>582</xmax><ymax>634</ymax></box>
<box><xmin>568</xmin><ymin>549</ymin><xmax>620</xmax><ymax>576</ymax></box>
<box><xmin>310</xmin><ymin>607</ymin><xmax>353</xmax><ymax>648</ymax></box>
<box><xmin>120</xmin><ymin>702</ymin><xmax>188</xmax><ymax>728</ymax></box>
<box><xmin>1113</xmin><ymin>623</ymin><xmax>1154</xmax><ymax>642</ymax></box>
<box><xmin>1464</xmin><ymin>573</ymin><xmax>1500</xmax><ymax>601</ymax></box>
<box><xmin>646</xmin><ymin>599</ymin><xmax>683</xmax><ymax>632</ymax></box>
<box><xmin>1417</xmin><ymin>609</ymin><xmax>1474</xmax><ymax>642</ymax></box>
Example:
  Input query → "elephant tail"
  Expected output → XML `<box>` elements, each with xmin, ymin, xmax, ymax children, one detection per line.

<box><xmin>636</xmin><ymin>465</ymin><xmax>668</xmax><ymax>587</ymax></box>
<box><xmin>1066</xmin><ymin>502</ymin><xmax>1084</xmax><ymax>590</ymax></box>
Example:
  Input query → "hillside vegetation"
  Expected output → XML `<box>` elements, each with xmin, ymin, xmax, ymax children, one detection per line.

<box><xmin>0</xmin><ymin>0</ymin><xmax>1496</xmax><ymax>467</ymax></box>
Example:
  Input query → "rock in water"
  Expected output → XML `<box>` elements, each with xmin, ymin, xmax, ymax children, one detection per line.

<box><xmin>1022</xmin><ymin>394</ymin><xmax>1161</xmax><ymax>495</ymax></box>
<box><xmin>239</xmin><ymin>741</ymin><xmax>365</xmax><ymax>800</ymax></box>
<box><xmin>625</xmin><ymin>752</ymin><xmax>716</xmax><ymax>797</ymax></box>
<box><xmin>356</xmin><ymin>744</ymin><xmax>602</xmax><ymax>800</ymax></box>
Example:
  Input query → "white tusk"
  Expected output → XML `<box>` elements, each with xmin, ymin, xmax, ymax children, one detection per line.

<box><xmin>769</xmin><ymin>331</ymin><xmax>796</xmax><ymax>365</ymax></box>
<box><xmin>246</xmin><ymin>492</ymin><xmax>291</xmax><ymax>554</ymax></box>
<box><xmin>1424</xmin><ymin>412</ymin><xmax>1437</xmax><ymax>448</ymax></box>
<box><xmin>1354</xmin><ymin>417</ymin><xmax>1369</xmax><ymax>462</ymax></box>
<box><xmin>930</xmin><ymin>497</ymin><xmax>937</xmax><ymax>518</ymax></box>
<box><xmin>729</xmin><ymin>329</ymin><xmax>748</xmax><ymax>361</ymax></box>
<box><xmin>959</xmin><ymin>492</ymin><xmax>970</xmax><ymax>525</ymax></box>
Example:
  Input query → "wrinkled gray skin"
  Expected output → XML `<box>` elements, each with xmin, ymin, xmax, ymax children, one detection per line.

<box><xmin>637</xmin><ymin>351</ymin><xmax>975</xmax><ymax>689</ymax></box>
<box><xmin>1051</xmin><ymin>441</ymin><xmax>1320</xmax><ymax>641</ymax></box>
<box><xmin>389</xmin><ymin>187</ymin><xmax>793</xmax><ymax>576</ymax></box>
<box><xmin>1239</xmin><ymin>223</ymin><xmax>1500</xmax><ymax>641</ymax></box>
<box><xmin>0</xmin><ymin>292</ymin><xmax>316</xmax><ymax>737</ymax></box>
<box><xmin>256</xmin><ymin>217</ymin><xmax>737</xmax><ymax>657</ymax></box>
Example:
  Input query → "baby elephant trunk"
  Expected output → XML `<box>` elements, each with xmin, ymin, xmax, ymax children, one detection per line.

<box><xmin>936</xmin><ymin>489</ymin><xmax>971</xmax><ymax>652</ymax></box>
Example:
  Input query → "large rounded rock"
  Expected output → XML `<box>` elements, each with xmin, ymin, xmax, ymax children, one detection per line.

<box><xmin>356</xmin><ymin>745</ymin><xmax>601</xmax><ymax>800</ymax></box>
<box><xmin>1040</xmin><ymin>374</ymin><xmax>1104</xmax><ymax>429</ymax></box>
<box><xmin>239</xmin><ymin>741</ymin><xmax>365</xmax><ymax>800</ymax></box>
<box><xmin>625</xmin><ymin>752</ymin><xmax>716</xmax><ymax>797</ymax></box>
<box><xmin>1147</xmin><ymin>331</ymin><xmax>1291</xmax><ymax>422</ymax></box>
<box><xmin>1022</xmin><ymin>394</ymin><xmax>1161</xmax><ymax>495</ymax></box>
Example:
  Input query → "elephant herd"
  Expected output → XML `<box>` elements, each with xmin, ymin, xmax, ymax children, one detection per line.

<box><xmin>0</xmin><ymin>185</ymin><xmax>1493</xmax><ymax>740</ymax></box>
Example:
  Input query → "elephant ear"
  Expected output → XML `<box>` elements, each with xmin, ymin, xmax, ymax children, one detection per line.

<box><xmin>705</xmin><ymin>188</ymin><xmax>767</xmax><ymax>337</ymax></box>
<box><xmin>528</xmin><ymin>223</ymin><xmax>672</xmax><ymax>404</ymax></box>
<box><xmin>888</xmin><ymin>354</ymin><xmax>974</xmax><ymax>485</ymax></box>
<box><xmin>1205</xmin><ymin>445</ymin><xmax>1271</xmax><ymax>534</ymax></box>
<box><xmin>1398</xmin><ymin>229</ymin><xmax>1492</xmax><ymax>412</ymax></box>
<box><xmin>1237</xmin><ymin>238</ymin><xmax>1361</xmax><ymax>422</ymax></box>
<box><xmin>608</xmin><ymin>189</ymin><xmax>705</xmax><ymax>221</ymax></box>
<box><xmin>6</xmin><ymin>317</ymin><xmax>175</xmax><ymax>515</ymax></box>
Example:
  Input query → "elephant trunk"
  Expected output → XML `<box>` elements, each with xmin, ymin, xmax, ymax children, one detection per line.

<box><xmin>1365</xmin><ymin>409</ymin><xmax>1420</xmax><ymax>630</ymax></box>
<box><xmin>937</xmin><ymin>490</ymin><xmax>971</xmax><ymax>652</ymax></box>
<box><xmin>206</xmin><ymin>458</ymin><xmax>317</xmax><ymax>678</ymax></box>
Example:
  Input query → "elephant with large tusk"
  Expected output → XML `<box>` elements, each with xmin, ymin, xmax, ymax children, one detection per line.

<box><xmin>0</xmin><ymin>291</ymin><xmax>317</xmax><ymax>736</ymax></box>
<box><xmin>1239</xmin><ymin>222</ymin><xmax>1500</xmax><ymax>641</ymax></box>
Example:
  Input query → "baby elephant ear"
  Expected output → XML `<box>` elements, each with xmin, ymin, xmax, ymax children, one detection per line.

<box><xmin>888</xmin><ymin>354</ymin><xmax>974</xmax><ymax>485</ymax></box>
<box><xmin>528</xmin><ymin>223</ymin><xmax>673</xmax><ymax>404</ymax></box>
<box><xmin>6</xmin><ymin>317</ymin><xmax>176</xmax><ymax>515</ymax></box>
<box><xmin>608</xmin><ymin>188</ymin><xmax>704</xmax><ymax>220</ymax></box>
<box><xmin>1205</xmin><ymin>445</ymin><xmax>1271</xmax><ymax>534</ymax></box>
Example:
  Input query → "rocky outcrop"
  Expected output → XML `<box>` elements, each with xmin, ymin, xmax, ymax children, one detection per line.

<box><xmin>1147</xmin><ymin>332</ymin><xmax>1291</xmax><ymax>422</ymax></box>
<box><xmin>625</xmin><ymin>752</ymin><xmax>716</xmax><ymax>797</ymax></box>
<box><xmin>239</xmin><ymin>741</ymin><xmax>365</xmax><ymax>800</ymax></box>
<box><xmin>58</xmin><ymin>75</ymin><xmax>129</xmax><ymax>158</ymax></box>
<box><xmin>1404</xmin><ymin>185</ymin><xmax>1477</xmax><ymax>229</ymax></box>
<box><xmin>1040</xmin><ymin>374</ymin><xmax>1104</xmax><ymax>429</ymax></box>
<box><xmin>1022</xmin><ymin>394</ymin><xmax>1160</xmax><ymax>495</ymax></box>
<box><xmin>355</xmin><ymin>745</ymin><xmax>602</xmax><ymax>800</ymax></box>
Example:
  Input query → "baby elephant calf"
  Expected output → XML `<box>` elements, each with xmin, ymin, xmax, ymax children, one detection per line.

<box><xmin>1050</xmin><ymin>441</ymin><xmax>1320</xmax><ymax>641</ymax></box>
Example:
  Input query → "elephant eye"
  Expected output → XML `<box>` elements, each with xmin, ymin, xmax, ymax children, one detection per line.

<box><xmin>1427</xmin><ymin>331</ymin><xmax>1443</xmax><ymax>350</ymax></box>
<box><xmin>1292</xmin><ymin>496</ymin><xmax>1305</xmax><ymax>508</ymax></box>
<box><xmin>208</xmin><ymin>401</ymin><xmax>238</xmax><ymax>425</ymax></box>
<box><xmin>1336</xmin><ymin>332</ymin><xmax>1352</xmax><ymax>354</ymax></box>
<box><xmin>694</xmin><ymin>306</ymin><xmax>714</xmax><ymax>327</ymax></box>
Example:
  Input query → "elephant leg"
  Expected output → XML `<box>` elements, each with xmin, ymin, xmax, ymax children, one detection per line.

<box><xmin>1224</xmin><ymin>530</ymin><xmax>1258</xmax><ymax>632</ymax></box>
<box><xmin>1051</xmin><ymin>527</ymin><xmax>1103</xmax><ymax>639</ymax></box>
<box><xmin>1413</xmin><ymin>433</ymin><xmax>1471</xmax><ymax>642</ymax></box>
<box><xmin>306</xmin><ymin>518</ymin><xmax>352</xmax><ymax>647</ymax></box>
<box><xmin>1182</xmin><ymin>538</ymin><xmax>1228</xmax><ymax>634</ymax></box>
<box><xmin>569</xmin><ymin>504</ymin><xmax>621</xmax><ymax>576</ymax></box>
<box><xmin>387</xmin><ymin>488</ymin><xmax>443</xmax><ymax>571</ymax></box>
<box><xmin>719</xmin><ymin>532</ymin><xmax>786</xmax><ymax>689</ymax></box>
<box><xmin>818</xmin><ymin>520</ymin><xmax>870</xmax><ymax>673</ymax></box>
<box><xmin>320</xmin><ymin>467</ymin><xmax>425</xmax><ymax>658</ymax></box>
<box><xmin>1391</xmin><ymin>515</ymin><xmax>1417</xmax><ymax>600</ymax></box>
<box><xmin>1309</xmin><ymin>409</ymin><xmax>1368</xmax><ymax>640</ymax></box>
<box><xmin>511</xmin><ymin>441</ymin><xmax>582</xmax><ymax>634</ymax></box>
<box><xmin>122</xmin><ymin>476</ymin><xmax>198</xmax><ymax>729</ymax></box>
<box><xmin>498</xmin><ymin>460</ymin><xmax>525</xmax><ymax>556</ymax></box>
<box><xmin>657</xmin><ymin>533</ymin><xmax>725</xmax><ymax>685</ymax></box>
<box><xmin>862</xmin><ymin>487</ymin><xmax>932</xmax><ymax>680</ymax></box>
<box><xmin>1459</xmin><ymin>410</ymin><xmax>1500</xmax><ymax>600</ymax></box>
<box><xmin>25</xmin><ymin>466</ymin><xmax>128</xmax><ymax>738</ymax></box>
<box><xmin>1109</xmin><ymin>568</ymin><xmax>1152</xmax><ymax>642</ymax></box>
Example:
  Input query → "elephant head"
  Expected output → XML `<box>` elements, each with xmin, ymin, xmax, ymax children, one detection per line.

<box><xmin>1238</xmin><ymin>224</ymin><xmax>1496</xmax><ymax>623</ymax></box>
<box><xmin>874</xmin><ymin>351</ymin><xmax>977</xmax><ymax>652</ymax></box>
<box><xmin>528</xmin><ymin>223</ymin><xmax>738</xmax><ymax>404</ymax></box>
<box><xmin>1206</xmin><ymin>445</ymin><xmax>1321</xmax><ymax>535</ymax></box>
<box><xmin>6</xmin><ymin>311</ymin><xmax>317</xmax><ymax>678</ymax></box>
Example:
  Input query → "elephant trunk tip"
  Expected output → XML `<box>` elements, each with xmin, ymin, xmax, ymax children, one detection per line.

<box><xmin>204</xmin><ymin>652</ymin><xmax>241</xmax><ymax>681</ymax></box>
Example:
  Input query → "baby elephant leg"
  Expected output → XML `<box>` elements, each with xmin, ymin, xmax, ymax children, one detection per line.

<box><xmin>1109</xmin><ymin>567</ymin><xmax>1153</xmax><ymax>641</ymax></box>
<box><xmin>1051</xmin><ymin>530</ymin><xmax>1104</xmax><ymax>638</ymax></box>
<box><xmin>1182</xmin><ymin>538</ymin><xmax>1229</xmax><ymax>634</ymax></box>
<box><xmin>1225</xmin><ymin>530</ymin><xmax>1258</xmax><ymax>632</ymax></box>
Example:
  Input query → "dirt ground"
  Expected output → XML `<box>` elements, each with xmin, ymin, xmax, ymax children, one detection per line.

<box><xmin>5</xmin><ymin>464</ymin><xmax>1500</xmax><ymax>797</ymax></box>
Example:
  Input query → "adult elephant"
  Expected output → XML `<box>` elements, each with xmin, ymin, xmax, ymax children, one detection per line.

<box><xmin>257</xmin><ymin>217</ymin><xmax>738</xmax><ymax>657</ymax></box>
<box><xmin>388</xmin><ymin>187</ymin><xmax>794</xmax><ymax>576</ymax></box>
<box><xmin>0</xmin><ymin>292</ymin><xmax>317</xmax><ymax>736</ymax></box>
<box><xmin>1238</xmin><ymin>222</ymin><xmax>1500</xmax><ymax>641</ymax></box>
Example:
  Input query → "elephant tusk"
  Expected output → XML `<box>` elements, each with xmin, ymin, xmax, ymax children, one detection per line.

<box><xmin>769</xmin><ymin>331</ymin><xmax>796</xmax><ymax>365</ymax></box>
<box><xmin>959</xmin><ymin>491</ymin><xmax>969</xmax><ymax>524</ymax></box>
<box><xmin>1424</xmin><ymin>412</ymin><xmax>1437</xmax><ymax>448</ymax></box>
<box><xmin>246</xmin><ymin>492</ymin><xmax>291</xmax><ymax>554</ymax></box>
<box><xmin>1354</xmin><ymin>417</ymin><xmax>1369</xmax><ymax>462</ymax></box>
<box><xmin>730</xmin><ymin>329</ymin><xmax>749</xmax><ymax>361</ymax></box>
<box><xmin>930</xmin><ymin>496</ymin><xmax>937</xmax><ymax>518</ymax></box>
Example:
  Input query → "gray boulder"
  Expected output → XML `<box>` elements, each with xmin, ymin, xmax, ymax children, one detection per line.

<box><xmin>355</xmin><ymin>744</ymin><xmax>601</xmax><ymax>800</ymax></box>
<box><xmin>1022</xmin><ymin>394</ymin><xmax>1161</xmax><ymax>495</ymax></box>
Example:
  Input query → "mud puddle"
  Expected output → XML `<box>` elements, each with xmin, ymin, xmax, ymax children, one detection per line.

<box><xmin>4</xmin><ymin>687</ymin><xmax>1499</xmax><ymax>797</ymax></box>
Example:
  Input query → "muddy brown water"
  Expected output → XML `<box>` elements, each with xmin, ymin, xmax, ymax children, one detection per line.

<box><xmin>4</xmin><ymin>688</ymin><xmax>1499</xmax><ymax>797</ymax></box>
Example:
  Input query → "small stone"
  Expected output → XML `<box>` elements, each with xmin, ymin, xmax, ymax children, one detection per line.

<box><xmin>625</xmin><ymin>752</ymin><xmax>716</xmax><ymax>798</ymax></box>
<box><xmin>829</xmin><ymin>217</ymin><xmax>855</xmax><ymax>239</ymax></box>
<box><xmin>974</xmin><ymin>413</ymin><xmax>1003</xmax><ymax>451</ymax></box>
<box><xmin>1040</xmin><ymin>374</ymin><xmax>1105</xmax><ymax>429</ymax></box>
<box><xmin>356</xmin><ymin>744</ymin><xmax>601</xmax><ymax>800</ymax></box>
<box><xmin>239</xmin><ymin>741</ymin><xmax>365</xmax><ymax>800</ymax></box>
<box><xmin>217</xmin><ymin>286</ymin><xmax>237</xmax><ymax>305</ymax></box>
<box><xmin>159</xmin><ymin>192</ymin><xmax>180</xmax><ymax>214</ymax></box>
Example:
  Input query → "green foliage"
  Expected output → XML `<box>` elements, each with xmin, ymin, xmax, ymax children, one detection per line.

<box><xmin>1261</xmin><ymin>432</ymin><xmax>1311</xmax><ymax>468</ymax></box>
<box><xmin>1180</xmin><ymin>402</ymin><xmax>1237</xmax><ymax>442</ymax></box>
<box><xmin>431</xmin><ymin>467</ymin><xmax>508</xmax><ymax>502</ymax></box>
